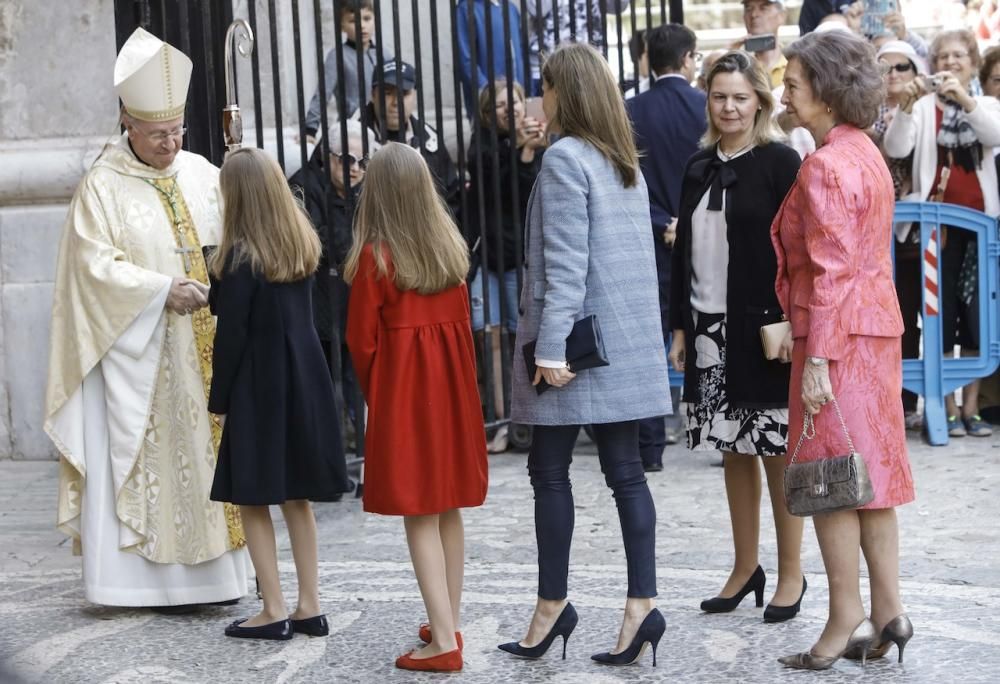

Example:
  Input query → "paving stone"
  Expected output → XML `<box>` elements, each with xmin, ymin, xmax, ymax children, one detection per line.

<box><xmin>1</xmin><ymin>432</ymin><xmax>999</xmax><ymax>683</ymax></box>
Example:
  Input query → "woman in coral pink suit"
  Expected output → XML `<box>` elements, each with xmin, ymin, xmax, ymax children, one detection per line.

<box><xmin>772</xmin><ymin>32</ymin><xmax>916</xmax><ymax>671</ymax></box>
<box><xmin>345</xmin><ymin>143</ymin><xmax>488</xmax><ymax>673</ymax></box>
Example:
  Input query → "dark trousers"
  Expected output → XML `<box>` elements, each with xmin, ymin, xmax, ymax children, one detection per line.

<box><xmin>940</xmin><ymin>226</ymin><xmax>979</xmax><ymax>350</ymax></box>
<box><xmin>528</xmin><ymin>421</ymin><xmax>657</xmax><ymax>600</ymax></box>
<box><xmin>640</xmin><ymin>237</ymin><xmax>680</xmax><ymax>467</ymax></box>
<box><xmin>895</xmin><ymin>242</ymin><xmax>922</xmax><ymax>412</ymax></box>
<box><xmin>638</xmin><ymin>416</ymin><xmax>666</xmax><ymax>468</ymax></box>
<box><xmin>638</xmin><ymin>377</ymin><xmax>681</xmax><ymax>468</ymax></box>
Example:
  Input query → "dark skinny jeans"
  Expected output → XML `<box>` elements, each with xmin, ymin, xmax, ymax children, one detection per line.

<box><xmin>528</xmin><ymin>420</ymin><xmax>657</xmax><ymax>600</ymax></box>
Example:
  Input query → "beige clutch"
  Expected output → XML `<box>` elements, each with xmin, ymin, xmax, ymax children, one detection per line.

<box><xmin>760</xmin><ymin>320</ymin><xmax>791</xmax><ymax>361</ymax></box>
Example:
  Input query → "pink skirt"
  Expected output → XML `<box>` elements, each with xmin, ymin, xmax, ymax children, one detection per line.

<box><xmin>787</xmin><ymin>335</ymin><xmax>915</xmax><ymax>509</ymax></box>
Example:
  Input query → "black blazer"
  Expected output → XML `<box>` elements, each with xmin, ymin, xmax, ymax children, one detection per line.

<box><xmin>669</xmin><ymin>142</ymin><xmax>801</xmax><ymax>409</ymax></box>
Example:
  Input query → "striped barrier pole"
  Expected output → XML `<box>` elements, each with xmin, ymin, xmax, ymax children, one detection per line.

<box><xmin>920</xmin><ymin>223</ymin><xmax>948</xmax><ymax>445</ymax></box>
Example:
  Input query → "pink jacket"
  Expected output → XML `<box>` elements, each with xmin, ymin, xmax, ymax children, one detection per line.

<box><xmin>771</xmin><ymin>125</ymin><xmax>903</xmax><ymax>361</ymax></box>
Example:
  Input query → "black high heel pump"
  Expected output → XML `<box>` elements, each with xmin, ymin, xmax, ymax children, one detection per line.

<box><xmin>498</xmin><ymin>602</ymin><xmax>578</xmax><ymax>660</ymax></box>
<box><xmin>700</xmin><ymin>565</ymin><xmax>766</xmax><ymax>613</ymax></box>
<box><xmin>591</xmin><ymin>608</ymin><xmax>666</xmax><ymax>667</ymax></box>
<box><xmin>763</xmin><ymin>576</ymin><xmax>807</xmax><ymax>623</ymax></box>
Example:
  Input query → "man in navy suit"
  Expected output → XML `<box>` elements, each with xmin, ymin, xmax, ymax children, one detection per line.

<box><xmin>626</xmin><ymin>23</ymin><xmax>706</xmax><ymax>471</ymax></box>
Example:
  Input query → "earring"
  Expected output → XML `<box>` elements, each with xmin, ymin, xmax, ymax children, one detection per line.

<box><xmin>826</xmin><ymin>106</ymin><xmax>832</xmax><ymax>114</ymax></box>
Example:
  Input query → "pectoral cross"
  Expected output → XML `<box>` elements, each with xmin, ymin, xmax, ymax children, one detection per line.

<box><xmin>175</xmin><ymin>234</ymin><xmax>198</xmax><ymax>273</ymax></box>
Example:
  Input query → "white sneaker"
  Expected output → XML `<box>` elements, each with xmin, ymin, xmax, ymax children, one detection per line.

<box><xmin>487</xmin><ymin>425</ymin><xmax>509</xmax><ymax>453</ymax></box>
<box><xmin>904</xmin><ymin>411</ymin><xmax>923</xmax><ymax>431</ymax></box>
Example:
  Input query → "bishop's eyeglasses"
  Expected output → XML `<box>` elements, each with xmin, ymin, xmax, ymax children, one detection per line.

<box><xmin>133</xmin><ymin>125</ymin><xmax>188</xmax><ymax>144</ymax></box>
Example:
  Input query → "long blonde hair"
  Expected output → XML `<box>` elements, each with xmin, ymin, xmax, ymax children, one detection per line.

<box><xmin>343</xmin><ymin>142</ymin><xmax>469</xmax><ymax>294</ymax></box>
<box><xmin>211</xmin><ymin>147</ymin><xmax>321</xmax><ymax>282</ymax></box>
<box><xmin>541</xmin><ymin>43</ymin><xmax>640</xmax><ymax>187</ymax></box>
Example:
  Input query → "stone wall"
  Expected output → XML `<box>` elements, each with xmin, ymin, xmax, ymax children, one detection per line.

<box><xmin>0</xmin><ymin>0</ymin><xmax>118</xmax><ymax>459</ymax></box>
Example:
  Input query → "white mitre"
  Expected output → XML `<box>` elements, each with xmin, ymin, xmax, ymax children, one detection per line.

<box><xmin>114</xmin><ymin>27</ymin><xmax>192</xmax><ymax>122</ymax></box>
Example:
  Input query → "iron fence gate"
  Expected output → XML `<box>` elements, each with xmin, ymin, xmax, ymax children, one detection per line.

<box><xmin>115</xmin><ymin>0</ymin><xmax>686</xmax><ymax>463</ymax></box>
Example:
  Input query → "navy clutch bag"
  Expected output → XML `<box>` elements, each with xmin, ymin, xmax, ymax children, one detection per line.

<box><xmin>522</xmin><ymin>315</ymin><xmax>610</xmax><ymax>395</ymax></box>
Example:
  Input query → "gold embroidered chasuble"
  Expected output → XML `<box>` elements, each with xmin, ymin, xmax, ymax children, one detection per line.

<box><xmin>45</xmin><ymin>135</ymin><xmax>244</xmax><ymax>565</ymax></box>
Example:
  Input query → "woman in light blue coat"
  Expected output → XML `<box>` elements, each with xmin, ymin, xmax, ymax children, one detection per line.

<box><xmin>497</xmin><ymin>43</ymin><xmax>671</xmax><ymax>667</ymax></box>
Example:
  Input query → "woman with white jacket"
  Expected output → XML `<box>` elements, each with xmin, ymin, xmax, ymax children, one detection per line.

<box><xmin>883</xmin><ymin>28</ymin><xmax>1000</xmax><ymax>438</ymax></box>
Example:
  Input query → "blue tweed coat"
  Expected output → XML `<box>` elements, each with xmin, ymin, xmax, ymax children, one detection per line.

<box><xmin>510</xmin><ymin>136</ymin><xmax>672</xmax><ymax>426</ymax></box>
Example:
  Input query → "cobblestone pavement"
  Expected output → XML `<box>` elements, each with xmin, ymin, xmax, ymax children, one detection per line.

<box><xmin>2</xmin><ymin>431</ymin><xmax>999</xmax><ymax>683</ymax></box>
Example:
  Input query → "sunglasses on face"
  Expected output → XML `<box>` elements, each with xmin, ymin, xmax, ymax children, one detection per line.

<box><xmin>335</xmin><ymin>153</ymin><xmax>369</xmax><ymax>169</ymax></box>
<box><xmin>884</xmin><ymin>63</ymin><xmax>914</xmax><ymax>74</ymax></box>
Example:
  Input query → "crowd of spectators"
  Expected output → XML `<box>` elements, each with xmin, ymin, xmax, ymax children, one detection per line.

<box><xmin>295</xmin><ymin>0</ymin><xmax>1000</xmax><ymax>447</ymax></box>
<box><xmin>276</xmin><ymin>2</ymin><xmax>1000</xmax><ymax>670</ymax></box>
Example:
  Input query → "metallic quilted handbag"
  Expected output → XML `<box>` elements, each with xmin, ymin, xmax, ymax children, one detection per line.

<box><xmin>784</xmin><ymin>397</ymin><xmax>875</xmax><ymax>517</ymax></box>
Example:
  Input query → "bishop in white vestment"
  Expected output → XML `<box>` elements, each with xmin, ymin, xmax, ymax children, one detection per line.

<box><xmin>43</xmin><ymin>28</ymin><xmax>249</xmax><ymax>607</ymax></box>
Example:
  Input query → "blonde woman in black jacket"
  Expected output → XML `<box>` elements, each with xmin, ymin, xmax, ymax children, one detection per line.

<box><xmin>668</xmin><ymin>51</ymin><xmax>805</xmax><ymax>623</ymax></box>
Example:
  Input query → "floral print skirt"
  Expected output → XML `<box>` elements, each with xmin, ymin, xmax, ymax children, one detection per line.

<box><xmin>683</xmin><ymin>311</ymin><xmax>788</xmax><ymax>457</ymax></box>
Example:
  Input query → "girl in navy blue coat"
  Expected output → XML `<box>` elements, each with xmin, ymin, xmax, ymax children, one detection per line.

<box><xmin>208</xmin><ymin>147</ymin><xmax>352</xmax><ymax>640</ymax></box>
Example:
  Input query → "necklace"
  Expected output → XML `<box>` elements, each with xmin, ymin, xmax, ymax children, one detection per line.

<box><xmin>718</xmin><ymin>141</ymin><xmax>753</xmax><ymax>161</ymax></box>
<box><xmin>142</xmin><ymin>176</ymin><xmax>200</xmax><ymax>274</ymax></box>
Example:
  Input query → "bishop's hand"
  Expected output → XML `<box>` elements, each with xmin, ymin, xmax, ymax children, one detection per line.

<box><xmin>167</xmin><ymin>277</ymin><xmax>209</xmax><ymax>315</ymax></box>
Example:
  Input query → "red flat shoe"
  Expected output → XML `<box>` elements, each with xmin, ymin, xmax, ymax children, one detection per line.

<box><xmin>395</xmin><ymin>648</ymin><xmax>463</xmax><ymax>672</ymax></box>
<box><xmin>418</xmin><ymin>623</ymin><xmax>464</xmax><ymax>650</ymax></box>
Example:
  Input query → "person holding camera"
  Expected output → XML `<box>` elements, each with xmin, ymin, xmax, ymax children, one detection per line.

<box><xmin>465</xmin><ymin>78</ymin><xmax>546</xmax><ymax>451</ymax></box>
<box><xmin>738</xmin><ymin>1</ymin><xmax>787</xmax><ymax>88</ymax></box>
<box><xmin>884</xmin><ymin>28</ymin><xmax>1000</xmax><ymax>438</ymax></box>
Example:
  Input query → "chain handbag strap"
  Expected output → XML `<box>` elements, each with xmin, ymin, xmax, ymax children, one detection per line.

<box><xmin>789</xmin><ymin>396</ymin><xmax>857</xmax><ymax>465</ymax></box>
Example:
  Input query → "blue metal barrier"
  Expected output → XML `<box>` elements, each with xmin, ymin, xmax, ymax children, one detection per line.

<box><xmin>894</xmin><ymin>201</ymin><xmax>1000</xmax><ymax>446</ymax></box>
<box><xmin>663</xmin><ymin>202</ymin><xmax>999</xmax><ymax>444</ymax></box>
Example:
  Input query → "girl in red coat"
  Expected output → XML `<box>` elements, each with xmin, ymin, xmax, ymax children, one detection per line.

<box><xmin>345</xmin><ymin>142</ymin><xmax>489</xmax><ymax>673</ymax></box>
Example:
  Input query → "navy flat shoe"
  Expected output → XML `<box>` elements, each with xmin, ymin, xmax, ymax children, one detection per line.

<box><xmin>224</xmin><ymin>618</ymin><xmax>293</xmax><ymax>640</ymax></box>
<box><xmin>290</xmin><ymin>614</ymin><xmax>329</xmax><ymax>637</ymax></box>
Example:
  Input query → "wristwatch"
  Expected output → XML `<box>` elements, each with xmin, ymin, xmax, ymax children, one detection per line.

<box><xmin>807</xmin><ymin>356</ymin><xmax>828</xmax><ymax>367</ymax></box>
